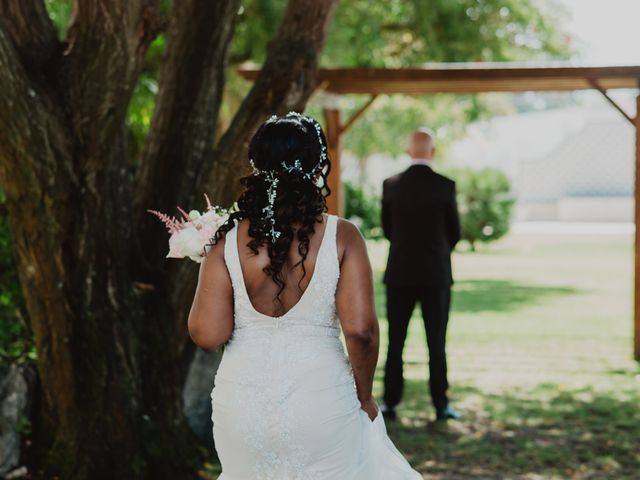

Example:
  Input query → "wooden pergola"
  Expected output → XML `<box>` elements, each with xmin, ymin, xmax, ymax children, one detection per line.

<box><xmin>238</xmin><ymin>63</ymin><xmax>640</xmax><ymax>360</ymax></box>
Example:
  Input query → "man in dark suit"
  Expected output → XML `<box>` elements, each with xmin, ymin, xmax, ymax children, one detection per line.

<box><xmin>381</xmin><ymin>127</ymin><xmax>462</xmax><ymax>421</ymax></box>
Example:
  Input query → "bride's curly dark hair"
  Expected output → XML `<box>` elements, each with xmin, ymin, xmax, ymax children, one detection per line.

<box><xmin>206</xmin><ymin>113</ymin><xmax>332</xmax><ymax>302</ymax></box>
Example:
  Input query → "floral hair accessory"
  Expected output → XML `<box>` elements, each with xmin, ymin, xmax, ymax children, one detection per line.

<box><xmin>249</xmin><ymin>111</ymin><xmax>328</xmax><ymax>242</ymax></box>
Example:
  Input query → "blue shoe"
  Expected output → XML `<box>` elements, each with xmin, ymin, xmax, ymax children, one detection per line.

<box><xmin>381</xmin><ymin>404</ymin><xmax>397</xmax><ymax>421</ymax></box>
<box><xmin>436</xmin><ymin>406</ymin><xmax>461</xmax><ymax>421</ymax></box>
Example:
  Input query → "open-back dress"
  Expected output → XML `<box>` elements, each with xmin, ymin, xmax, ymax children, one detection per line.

<box><xmin>210</xmin><ymin>214</ymin><xmax>422</xmax><ymax>479</ymax></box>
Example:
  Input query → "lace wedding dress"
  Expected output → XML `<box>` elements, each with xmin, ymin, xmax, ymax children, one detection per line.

<box><xmin>211</xmin><ymin>214</ymin><xmax>422</xmax><ymax>479</ymax></box>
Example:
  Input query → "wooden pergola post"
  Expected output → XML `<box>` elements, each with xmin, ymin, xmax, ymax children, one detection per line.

<box><xmin>322</xmin><ymin>96</ymin><xmax>378</xmax><ymax>216</ymax></box>
<box><xmin>323</xmin><ymin>108</ymin><xmax>343</xmax><ymax>215</ymax></box>
<box><xmin>635</xmin><ymin>92</ymin><xmax>640</xmax><ymax>360</ymax></box>
<box><xmin>593</xmin><ymin>81</ymin><xmax>640</xmax><ymax>361</ymax></box>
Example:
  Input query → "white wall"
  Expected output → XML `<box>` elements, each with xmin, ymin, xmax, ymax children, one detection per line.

<box><xmin>516</xmin><ymin>197</ymin><xmax>634</xmax><ymax>222</ymax></box>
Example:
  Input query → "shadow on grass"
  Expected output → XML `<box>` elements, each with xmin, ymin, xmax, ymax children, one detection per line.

<box><xmin>451</xmin><ymin>280</ymin><xmax>578</xmax><ymax>314</ymax></box>
<box><xmin>372</xmin><ymin>274</ymin><xmax>579</xmax><ymax>317</ymax></box>
<box><xmin>387</xmin><ymin>379</ymin><xmax>640</xmax><ymax>479</ymax></box>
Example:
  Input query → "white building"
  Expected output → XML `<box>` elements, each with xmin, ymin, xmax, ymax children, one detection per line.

<box><xmin>448</xmin><ymin>98</ymin><xmax>634</xmax><ymax>222</ymax></box>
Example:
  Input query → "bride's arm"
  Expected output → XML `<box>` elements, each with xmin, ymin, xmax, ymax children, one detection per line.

<box><xmin>335</xmin><ymin>219</ymin><xmax>380</xmax><ymax>418</ymax></box>
<box><xmin>187</xmin><ymin>239</ymin><xmax>234</xmax><ymax>350</ymax></box>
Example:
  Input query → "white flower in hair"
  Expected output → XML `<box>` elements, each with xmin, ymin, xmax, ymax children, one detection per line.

<box><xmin>249</xmin><ymin>112</ymin><xmax>329</xmax><ymax>243</ymax></box>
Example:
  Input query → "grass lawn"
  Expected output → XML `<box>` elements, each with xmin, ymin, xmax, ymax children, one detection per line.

<box><xmin>368</xmin><ymin>233</ymin><xmax>640</xmax><ymax>479</ymax></box>
<box><xmin>204</xmin><ymin>232</ymin><xmax>640</xmax><ymax>479</ymax></box>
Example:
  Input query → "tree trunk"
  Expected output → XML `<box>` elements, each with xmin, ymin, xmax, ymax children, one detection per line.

<box><xmin>0</xmin><ymin>0</ymin><xmax>339</xmax><ymax>478</ymax></box>
<box><xmin>0</xmin><ymin>1</ymin><xmax>200</xmax><ymax>477</ymax></box>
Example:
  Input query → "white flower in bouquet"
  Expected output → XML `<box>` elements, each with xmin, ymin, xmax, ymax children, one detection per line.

<box><xmin>148</xmin><ymin>194</ymin><xmax>231</xmax><ymax>263</ymax></box>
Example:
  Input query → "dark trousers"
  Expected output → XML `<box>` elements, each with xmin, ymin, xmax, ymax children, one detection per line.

<box><xmin>383</xmin><ymin>284</ymin><xmax>451</xmax><ymax>410</ymax></box>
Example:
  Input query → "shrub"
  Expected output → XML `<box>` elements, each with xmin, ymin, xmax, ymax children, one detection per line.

<box><xmin>447</xmin><ymin>167</ymin><xmax>515</xmax><ymax>251</ymax></box>
<box><xmin>343</xmin><ymin>181</ymin><xmax>383</xmax><ymax>239</ymax></box>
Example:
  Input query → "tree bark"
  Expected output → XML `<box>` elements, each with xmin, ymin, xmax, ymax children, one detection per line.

<box><xmin>0</xmin><ymin>0</ymin><xmax>339</xmax><ymax>477</ymax></box>
<box><xmin>0</xmin><ymin>0</ymin><xmax>59</xmax><ymax>73</ymax></box>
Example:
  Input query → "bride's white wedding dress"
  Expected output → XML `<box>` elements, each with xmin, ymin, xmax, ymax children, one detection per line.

<box><xmin>210</xmin><ymin>214</ymin><xmax>422</xmax><ymax>479</ymax></box>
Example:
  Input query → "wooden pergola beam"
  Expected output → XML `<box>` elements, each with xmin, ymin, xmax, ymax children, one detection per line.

<box><xmin>588</xmin><ymin>78</ymin><xmax>635</xmax><ymax>125</ymax></box>
<box><xmin>340</xmin><ymin>94</ymin><xmax>378</xmax><ymax>134</ymax></box>
<box><xmin>238</xmin><ymin>63</ymin><xmax>640</xmax><ymax>94</ymax></box>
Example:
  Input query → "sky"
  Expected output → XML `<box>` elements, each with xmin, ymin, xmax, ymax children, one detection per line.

<box><xmin>560</xmin><ymin>0</ymin><xmax>640</xmax><ymax>64</ymax></box>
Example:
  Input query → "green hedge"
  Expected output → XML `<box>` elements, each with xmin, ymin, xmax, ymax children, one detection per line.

<box><xmin>446</xmin><ymin>167</ymin><xmax>515</xmax><ymax>251</ymax></box>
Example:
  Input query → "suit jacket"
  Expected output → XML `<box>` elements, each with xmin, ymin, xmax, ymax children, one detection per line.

<box><xmin>382</xmin><ymin>164</ymin><xmax>461</xmax><ymax>287</ymax></box>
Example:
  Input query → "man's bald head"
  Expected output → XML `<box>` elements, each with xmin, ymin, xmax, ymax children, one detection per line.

<box><xmin>408</xmin><ymin>127</ymin><xmax>436</xmax><ymax>160</ymax></box>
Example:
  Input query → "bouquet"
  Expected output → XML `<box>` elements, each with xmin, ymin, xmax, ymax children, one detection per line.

<box><xmin>148</xmin><ymin>194</ymin><xmax>231</xmax><ymax>263</ymax></box>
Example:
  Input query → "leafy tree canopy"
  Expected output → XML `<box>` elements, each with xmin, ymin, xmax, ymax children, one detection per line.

<box><xmin>42</xmin><ymin>0</ymin><xmax>571</xmax><ymax>169</ymax></box>
<box><xmin>232</xmin><ymin>0</ymin><xmax>571</xmax><ymax>161</ymax></box>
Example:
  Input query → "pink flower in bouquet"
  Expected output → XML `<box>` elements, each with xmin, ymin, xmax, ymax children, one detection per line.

<box><xmin>148</xmin><ymin>194</ymin><xmax>230</xmax><ymax>263</ymax></box>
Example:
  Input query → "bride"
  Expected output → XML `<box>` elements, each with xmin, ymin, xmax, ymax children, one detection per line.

<box><xmin>188</xmin><ymin>112</ymin><xmax>422</xmax><ymax>479</ymax></box>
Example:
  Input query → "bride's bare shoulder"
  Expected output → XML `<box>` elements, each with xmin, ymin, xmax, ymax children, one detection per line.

<box><xmin>335</xmin><ymin>216</ymin><xmax>361</xmax><ymax>236</ymax></box>
<box><xmin>335</xmin><ymin>216</ymin><xmax>367</xmax><ymax>260</ymax></box>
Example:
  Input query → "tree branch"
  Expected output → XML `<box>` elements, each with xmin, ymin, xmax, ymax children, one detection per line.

<box><xmin>133</xmin><ymin>0</ymin><xmax>241</xmax><ymax>272</ymax></box>
<box><xmin>0</xmin><ymin>25</ymin><xmax>71</xmax><ymax>187</ymax></box>
<box><xmin>0</xmin><ymin>25</ymin><xmax>36</xmax><ymax>166</ymax></box>
<box><xmin>64</xmin><ymin>0</ymin><xmax>163</xmax><ymax>171</ymax></box>
<box><xmin>0</xmin><ymin>0</ymin><xmax>60</xmax><ymax>74</ymax></box>
<box><xmin>201</xmin><ymin>0</ymin><xmax>340</xmax><ymax>208</ymax></box>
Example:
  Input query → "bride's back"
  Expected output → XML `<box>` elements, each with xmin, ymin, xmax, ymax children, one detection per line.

<box><xmin>234</xmin><ymin>215</ymin><xmax>330</xmax><ymax>319</ymax></box>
